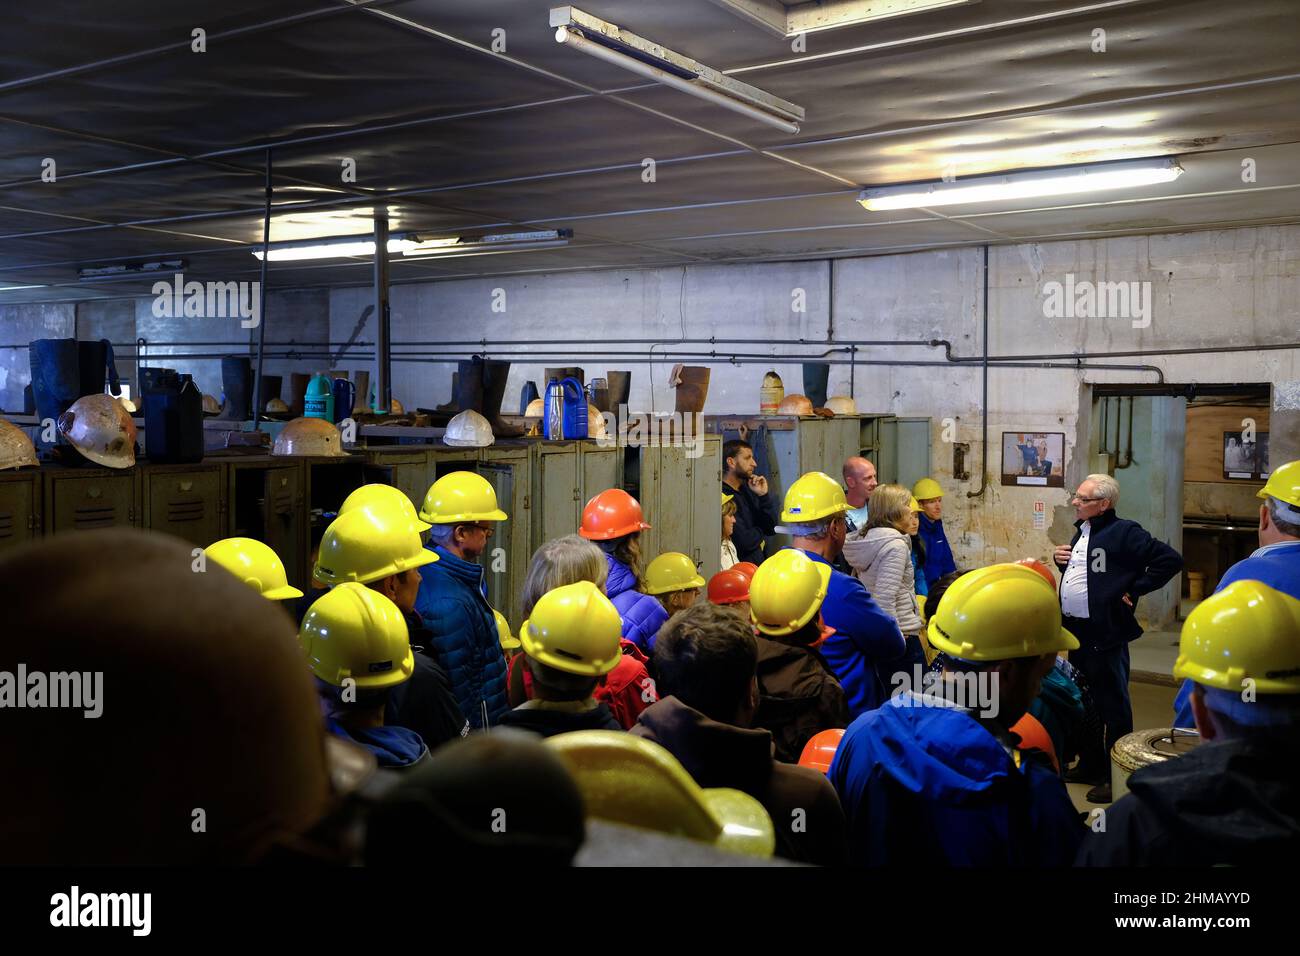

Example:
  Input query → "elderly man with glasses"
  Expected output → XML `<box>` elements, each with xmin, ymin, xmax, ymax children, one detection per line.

<box><xmin>1053</xmin><ymin>473</ymin><xmax>1183</xmax><ymax>804</ymax></box>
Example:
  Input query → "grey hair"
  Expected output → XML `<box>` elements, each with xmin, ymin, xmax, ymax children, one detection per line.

<box><xmin>1085</xmin><ymin>473</ymin><xmax>1120</xmax><ymax>506</ymax></box>
<box><xmin>1267</xmin><ymin>496</ymin><xmax>1300</xmax><ymax>538</ymax></box>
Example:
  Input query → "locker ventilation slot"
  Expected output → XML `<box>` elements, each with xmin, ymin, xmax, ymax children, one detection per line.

<box><xmin>74</xmin><ymin>506</ymin><xmax>118</xmax><ymax>529</ymax></box>
<box><xmin>0</xmin><ymin>513</ymin><xmax>12</xmax><ymax>539</ymax></box>
<box><xmin>166</xmin><ymin>499</ymin><xmax>206</xmax><ymax>523</ymax></box>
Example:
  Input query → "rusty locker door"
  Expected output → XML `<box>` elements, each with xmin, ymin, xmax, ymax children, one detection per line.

<box><xmin>0</xmin><ymin>473</ymin><xmax>39</xmax><ymax>554</ymax></box>
<box><xmin>143</xmin><ymin>465</ymin><xmax>224</xmax><ymax>547</ymax></box>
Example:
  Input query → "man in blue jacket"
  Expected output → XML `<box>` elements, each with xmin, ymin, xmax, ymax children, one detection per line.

<box><xmin>913</xmin><ymin>477</ymin><xmax>958</xmax><ymax>589</ymax></box>
<box><xmin>1053</xmin><ymin>473</ymin><xmax>1183</xmax><ymax>803</ymax></box>
<box><xmin>415</xmin><ymin>471</ymin><xmax>511</xmax><ymax>729</ymax></box>
<box><xmin>781</xmin><ymin>471</ymin><xmax>904</xmax><ymax>718</ymax></box>
<box><xmin>829</xmin><ymin>563</ymin><xmax>1084</xmax><ymax>866</ymax></box>
<box><xmin>1172</xmin><ymin>459</ymin><xmax>1300</xmax><ymax>727</ymax></box>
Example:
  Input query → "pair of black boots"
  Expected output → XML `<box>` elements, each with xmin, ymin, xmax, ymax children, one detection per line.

<box><xmin>433</xmin><ymin>357</ymin><xmax>520</xmax><ymax>437</ymax></box>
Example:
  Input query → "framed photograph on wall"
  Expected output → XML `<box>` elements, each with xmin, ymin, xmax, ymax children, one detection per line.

<box><xmin>1223</xmin><ymin>430</ymin><xmax>1269</xmax><ymax>479</ymax></box>
<box><xmin>1001</xmin><ymin>432</ymin><xmax>1066</xmax><ymax>487</ymax></box>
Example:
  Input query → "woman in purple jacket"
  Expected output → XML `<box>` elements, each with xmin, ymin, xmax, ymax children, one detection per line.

<box><xmin>578</xmin><ymin>489</ymin><xmax>667</xmax><ymax>653</ymax></box>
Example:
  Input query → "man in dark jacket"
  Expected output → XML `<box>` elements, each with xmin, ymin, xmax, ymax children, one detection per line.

<box><xmin>312</xmin><ymin>504</ymin><xmax>469</xmax><ymax>750</ymax></box>
<box><xmin>498</xmin><ymin>582</ymin><xmax>625</xmax><ymax>737</ymax></box>
<box><xmin>722</xmin><ymin>439</ymin><xmax>780</xmax><ymax>565</ymax></box>
<box><xmin>1053</xmin><ymin>473</ymin><xmax>1183</xmax><ymax>803</ymax></box>
<box><xmin>1077</xmin><ymin>579</ymin><xmax>1300</xmax><ymax>865</ymax></box>
<box><xmin>416</xmin><ymin>472</ymin><xmax>511</xmax><ymax>729</ymax></box>
<box><xmin>637</xmin><ymin>602</ymin><xmax>848</xmax><ymax>865</ymax></box>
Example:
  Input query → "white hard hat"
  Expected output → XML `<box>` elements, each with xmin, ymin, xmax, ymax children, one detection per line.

<box><xmin>824</xmin><ymin>395</ymin><xmax>858</xmax><ymax>415</ymax></box>
<box><xmin>273</xmin><ymin>417</ymin><xmax>348</xmax><ymax>457</ymax></box>
<box><xmin>444</xmin><ymin>409</ymin><xmax>495</xmax><ymax>447</ymax></box>
<box><xmin>58</xmin><ymin>394</ymin><xmax>138</xmax><ymax>468</ymax></box>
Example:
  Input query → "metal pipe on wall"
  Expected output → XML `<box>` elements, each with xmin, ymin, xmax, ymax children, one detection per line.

<box><xmin>968</xmin><ymin>245</ymin><xmax>990</xmax><ymax>499</ymax></box>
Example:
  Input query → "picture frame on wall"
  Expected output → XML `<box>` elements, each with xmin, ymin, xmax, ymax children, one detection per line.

<box><xmin>1001</xmin><ymin>432</ymin><xmax>1066</xmax><ymax>487</ymax></box>
<box><xmin>1223</xmin><ymin>430</ymin><xmax>1269</xmax><ymax>479</ymax></box>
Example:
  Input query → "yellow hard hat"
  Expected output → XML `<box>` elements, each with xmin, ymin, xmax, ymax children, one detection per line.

<box><xmin>493</xmin><ymin>608</ymin><xmax>522</xmax><ymax>651</ymax></box>
<box><xmin>340</xmin><ymin>483</ymin><xmax>431</xmax><ymax>532</ymax></box>
<box><xmin>643</xmin><ymin>552</ymin><xmax>707</xmax><ymax>596</ymax></box>
<box><xmin>912</xmin><ymin>477</ymin><xmax>943</xmax><ymax>501</ymax></box>
<box><xmin>1258</xmin><ymin>460</ymin><xmax>1300</xmax><ymax>509</ymax></box>
<box><xmin>314</xmin><ymin>508</ymin><xmax>437</xmax><ymax>587</ymax></box>
<box><xmin>908</xmin><ymin>495</ymin><xmax>922</xmax><ymax>512</ymax></box>
<box><xmin>749</xmin><ymin>548</ymin><xmax>831</xmax><ymax>637</ymax></box>
<box><xmin>780</xmin><ymin>471</ymin><xmax>849</xmax><ymax>523</ymax></box>
<box><xmin>1175</xmin><ymin>580</ymin><xmax>1300</xmax><ymax>694</ymax></box>
<box><xmin>419</xmin><ymin>471</ymin><xmax>508</xmax><ymax>524</ymax></box>
<box><xmin>204</xmin><ymin>536</ymin><xmax>304</xmax><ymax>600</ymax></box>
<box><xmin>722</xmin><ymin>492</ymin><xmax>734</xmax><ymax>506</ymax></box>
<box><xmin>927</xmin><ymin>563</ymin><xmax>1079</xmax><ymax>661</ymax></box>
<box><xmin>273</xmin><ymin>417</ymin><xmax>347</xmax><ymax>457</ymax></box>
<box><xmin>545</xmin><ymin>731</ymin><xmax>775</xmax><ymax>858</ymax></box>
<box><xmin>520</xmin><ymin>581</ymin><xmax>623</xmax><ymax>677</ymax></box>
<box><xmin>299</xmin><ymin>583</ymin><xmax>414</xmax><ymax>690</ymax></box>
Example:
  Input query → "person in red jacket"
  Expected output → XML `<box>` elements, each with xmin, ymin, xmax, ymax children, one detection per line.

<box><xmin>507</xmin><ymin>534</ymin><xmax>658</xmax><ymax>728</ymax></box>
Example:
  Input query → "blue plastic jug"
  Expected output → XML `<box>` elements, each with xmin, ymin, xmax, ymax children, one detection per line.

<box><xmin>304</xmin><ymin>372</ymin><xmax>334</xmax><ymax>421</ymax></box>
<box><xmin>543</xmin><ymin>376</ymin><xmax>587</xmax><ymax>440</ymax></box>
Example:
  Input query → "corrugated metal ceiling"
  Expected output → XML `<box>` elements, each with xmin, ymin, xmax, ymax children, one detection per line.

<box><xmin>1</xmin><ymin>0</ymin><xmax>1298</xmax><ymax>302</ymax></box>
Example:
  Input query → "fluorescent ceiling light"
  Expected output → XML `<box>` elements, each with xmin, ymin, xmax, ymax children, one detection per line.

<box><xmin>402</xmin><ymin>230</ymin><xmax>573</xmax><ymax>257</ymax></box>
<box><xmin>251</xmin><ymin>234</ymin><xmax>418</xmax><ymax>261</ymax></box>
<box><xmin>0</xmin><ymin>283</ymin><xmax>45</xmax><ymax>291</ymax></box>
<box><xmin>551</xmin><ymin>6</ymin><xmax>804</xmax><ymax>134</ymax></box>
<box><xmin>858</xmin><ymin>157</ymin><xmax>1184</xmax><ymax>211</ymax></box>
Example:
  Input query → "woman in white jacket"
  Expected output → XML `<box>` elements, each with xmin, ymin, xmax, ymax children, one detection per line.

<box><xmin>842</xmin><ymin>483</ymin><xmax>930</xmax><ymax>687</ymax></box>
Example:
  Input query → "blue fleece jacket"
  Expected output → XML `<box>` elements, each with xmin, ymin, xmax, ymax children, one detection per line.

<box><xmin>1173</xmin><ymin>540</ymin><xmax>1300</xmax><ymax>727</ymax></box>
<box><xmin>797</xmin><ymin>549</ymin><xmax>904</xmax><ymax>719</ymax></box>
<box><xmin>829</xmin><ymin>695</ymin><xmax>1083</xmax><ymax>866</ymax></box>
<box><xmin>917</xmin><ymin>513</ymin><xmax>958</xmax><ymax>589</ymax></box>
<box><xmin>415</xmin><ymin>545</ymin><xmax>509</xmax><ymax>729</ymax></box>
<box><xmin>326</xmin><ymin>719</ymin><xmax>428</xmax><ymax>770</ymax></box>
<box><xmin>604</xmin><ymin>551</ymin><xmax>669</xmax><ymax>653</ymax></box>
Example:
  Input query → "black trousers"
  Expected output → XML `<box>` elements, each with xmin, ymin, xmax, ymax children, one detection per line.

<box><xmin>1067</xmin><ymin>637</ymin><xmax>1133</xmax><ymax>768</ymax></box>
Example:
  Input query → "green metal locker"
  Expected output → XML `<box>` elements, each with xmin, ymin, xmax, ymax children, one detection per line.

<box><xmin>142</xmin><ymin>463</ymin><xmax>224</xmax><ymax>547</ymax></box>
<box><xmin>532</xmin><ymin>442</ymin><xmax>582</xmax><ymax>551</ymax></box>
<box><xmin>479</xmin><ymin>444</ymin><xmax>531</xmax><ymax>629</ymax></box>
<box><xmin>0</xmin><ymin>471</ymin><xmax>39</xmax><ymax>553</ymax></box>
<box><xmin>360</xmin><ymin>448</ymin><xmax>432</xmax><ymax>513</ymax></box>
<box><xmin>46</xmin><ymin>466</ymin><xmax>138</xmax><ymax>535</ymax></box>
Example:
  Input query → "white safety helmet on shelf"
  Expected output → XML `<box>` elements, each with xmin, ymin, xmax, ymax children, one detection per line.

<box><xmin>444</xmin><ymin>409</ymin><xmax>495</xmax><ymax>447</ymax></box>
<box><xmin>824</xmin><ymin>395</ymin><xmax>858</xmax><ymax>416</ymax></box>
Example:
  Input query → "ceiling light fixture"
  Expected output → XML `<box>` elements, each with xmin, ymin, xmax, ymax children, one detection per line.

<box><xmin>402</xmin><ymin>229</ymin><xmax>573</xmax><ymax>257</ymax></box>
<box><xmin>78</xmin><ymin>259</ymin><xmax>188</xmax><ymax>281</ymax></box>
<box><xmin>251</xmin><ymin>233</ymin><xmax>418</xmax><ymax>262</ymax></box>
<box><xmin>706</xmin><ymin>0</ymin><xmax>975</xmax><ymax>38</ymax></box>
<box><xmin>858</xmin><ymin>157</ymin><xmax>1184</xmax><ymax>211</ymax></box>
<box><xmin>551</xmin><ymin>6</ymin><xmax>804</xmax><ymax>134</ymax></box>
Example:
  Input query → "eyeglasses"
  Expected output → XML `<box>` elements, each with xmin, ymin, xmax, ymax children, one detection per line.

<box><xmin>1071</xmin><ymin>494</ymin><xmax>1108</xmax><ymax>502</ymax></box>
<box><xmin>462</xmin><ymin>523</ymin><xmax>495</xmax><ymax>537</ymax></box>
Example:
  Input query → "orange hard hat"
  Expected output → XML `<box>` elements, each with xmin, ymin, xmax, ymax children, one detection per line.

<box><xmin>579</xmin><ymin>488</ymin><xmax>651</xmax><ymax>541</ymax></box>
<box><xmin>708</xmin><ymin>568</ymin><xmax>751</xmax><ymax>605</ymax></box>
<box><xmin>732</xmin><ymin>562</ymin><xmax>759</xmax><ymax>580</ymax></box>
<box><xmin>1015</xmin><ymin>558</ymin><xmax>1057</xmax><ymax>591</ymax></box>
<box><xmin>1011</xmin><ymin>712</ymin><xmax>1059</xmax><ymax>773</ymax></box>
<box><xmin>797</xmin><ymin>728</ymin><xmax>846</xmax><ymax>774</ymax></box>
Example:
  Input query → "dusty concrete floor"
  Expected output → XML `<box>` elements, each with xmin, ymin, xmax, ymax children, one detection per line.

<box><xmin>1065</xmin><ymin>679</ymin><xmax>1178</xmax><ymax>813</ymax></box>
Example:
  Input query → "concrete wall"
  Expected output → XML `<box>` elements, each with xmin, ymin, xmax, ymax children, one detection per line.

<box><xmin>324</xmin><ymin>224</ymin><xmax>1300</xmax><ymax>578</ymax></box>
<box><xmin>2</xmin><ymin>290</ymin><xmax>329</xmax><ymax>412</ymax></box>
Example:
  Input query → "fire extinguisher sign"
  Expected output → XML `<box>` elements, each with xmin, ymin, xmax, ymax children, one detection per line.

<box><xmin>1032</xmin><ymin>500</ymin><xmax>1046</xmax><ymax>530</ymax></box>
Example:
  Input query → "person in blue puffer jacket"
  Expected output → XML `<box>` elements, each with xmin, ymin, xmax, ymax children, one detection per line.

<box><xmin>578</xmin><ymin>489</ymin><xmax>667</xmax><ymax>653</ymax></box>
<box><xmin>414</xmin><ymin>472</ymin><xmax>511</xmax><ymax>729</ymax></box>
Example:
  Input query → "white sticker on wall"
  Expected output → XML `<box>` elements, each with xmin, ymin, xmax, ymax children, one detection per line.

<box><xmin>1032</xmin><ymin>500</ymin><xmax>1046</xmax><ymax>530</ymax></box>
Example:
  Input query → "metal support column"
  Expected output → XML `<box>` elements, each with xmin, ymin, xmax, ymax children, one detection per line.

<box><xmin>374</xmin><ymin>213</ymin><xmax>391</xmax><ymax>414</ymax></box>
<box><xmin>250</xmin><ymin>149</ymin><xmax>273</xmax><ymax>429</ymax></box>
